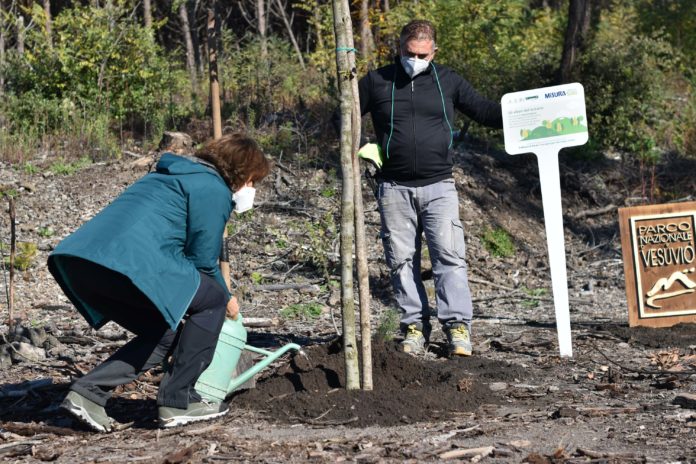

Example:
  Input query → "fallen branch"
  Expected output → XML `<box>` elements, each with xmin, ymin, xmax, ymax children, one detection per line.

<box><xmin>0</xmin><ymin>421</ymin><xmax>77</xmax><ymax>437</ymax></box>
<box><xmin>570</xmin><ymin>204</ymin><xmax>617</xmax><ymax>220</ymax></box>
<box><xmin>254</xmin><ymin>283</ymin><xmax>320</xmax><ymax>293</ymax></box>
<box><xmin>439</xmin><ymin>446</ymin><xmax>495</xmax><ymax>461</ymax></box>
<box><xmin>241</xmin><ymin>317</ymin><xmax>278</xmax><ymax>328</ymax></box>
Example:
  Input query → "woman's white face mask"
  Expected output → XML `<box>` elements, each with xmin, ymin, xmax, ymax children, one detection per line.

<box><xmin>232</xmin><ymin>186</ymin><xmax>256</xmax><ymax>214</ymax></box>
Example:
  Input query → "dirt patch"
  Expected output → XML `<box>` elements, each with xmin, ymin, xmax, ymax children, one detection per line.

<box><xmin>232</xmin><ymin>339</ymin><xmax>529</xmax><ymax>427</ymax></box>
<box><xmin>598</xmin><ymin>323</ymin><xmax>696</xmax><ymax>348</ymax></box>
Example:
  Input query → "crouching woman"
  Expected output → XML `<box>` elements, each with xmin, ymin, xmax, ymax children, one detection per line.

<box><xmin>48</xmin><ymin>133</ymin><xmax>270</xmax><ymax>432</ymax></box>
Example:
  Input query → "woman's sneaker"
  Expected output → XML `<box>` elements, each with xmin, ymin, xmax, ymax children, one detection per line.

<box><xmin>61</xmin><ymin>391</ymin><xmax>115</xmax><ymax>433</ymax></box>
<box><xmin>158</xmin><ymin>399</ymin><xmax>229</xmax><ymax>428</ymax></box>
<box><xmin>446</xmin><ymin>325</ymin><xmax>473</xmax><ymax>356</ymax></box>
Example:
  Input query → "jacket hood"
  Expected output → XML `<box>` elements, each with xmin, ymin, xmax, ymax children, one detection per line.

<box><xmin>156</xmin><ymin>153</ymin><xmax>222</xmax><ymax>178</ymax></box>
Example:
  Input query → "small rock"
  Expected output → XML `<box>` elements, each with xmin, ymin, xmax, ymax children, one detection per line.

<box><xmin>0</xmin><ymin>345</ymin><xmax>12</xmax><ymax>369</ymax></box>
<box><xmin>27</xmin><ymin>327</ymin><xmax>48</xmax><ymax>346</ymax></box>
<box><xmin>328</xmin><ymin>290</ymin><xmax>340</xmax><ymax>306</ymax></box>
<box><xmin>158</xmin><ymin>131</ymin><xmax>193</xmax><ymax>152</ymax></box>
<box><xmin>43</xmin><ymin>334</ymin><xmax>63</xmax><ymax>351</ymax></box>
<box><xmin>548</xmin><ymin>385</ymin><xmax>560</xmax><ymax>392</ymax></box>
<box><xmin>298</xmin><ymin>284</ymin><xmax>321</xmax><ymax>295</ymax></box>
<box><xmin>10</xmin><ymin>342</ymin><xmax>46</xmax><ymax>363</ymax></box>
<box><xmin>489</xmin><ymin>382</ymin><xmax>508</xmax><ymax>392</ymax></box>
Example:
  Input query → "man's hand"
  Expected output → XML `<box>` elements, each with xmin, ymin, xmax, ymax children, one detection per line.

<box><xmin>226</xmin><ymin>296</ymin><xmax>240</xmax><ymax>320</ymax></box>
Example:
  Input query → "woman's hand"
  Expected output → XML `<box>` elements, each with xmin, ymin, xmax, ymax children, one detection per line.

<box><xmin>226</xmin><ymin>296</ymin><xmax>240</xmax><ymax>320</ymax></box>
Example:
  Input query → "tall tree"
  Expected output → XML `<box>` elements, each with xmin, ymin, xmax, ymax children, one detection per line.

<box><xmin>257</xmin><ymin>0</ymin><xmax>267</xmax><ymax>59</ymax></box>
<box><xmin>273</xmin><ymin>0</ymin><xmax>305</xmax><ymax>69</ymax></box>
<box><xmin>43</xmin><ymin>0</ymin><xmax>52</xmax><ymax>48</ymax></box>
<box><xmin>560</xmin><ymin>0</ymin><xmax>591</xmax><ymax>83</ymax></box>
<box><xmin>16</xmin><ymin>14</ymin><xmax>24</xmax><ymax>56</ymax></box>
<box><xmin>143</xmin><ymin>0</ymin><xmax>152</xmax><ymax>29</ymax></box>
<box><xmin>0</xmin><ymin>6</ymin><xmax>5</xmax><ymax>95</ymax></box>
<box><xmin>359</xmin><ymin>0</ymin><xmax>374</xmax><ymax>65</ymax></box>
<box><xmin>360</xmin><ymin>0</ymin><xmax>375</xmax><ymax>64</ymax></box>
<box><xmin>179</xmin><ymin>0</ymin><xmax>198</xmax><ymax>92</ymax></box>
<box><xmin>331</xmin><ymin>0</ymin><xmax>360</xmax><ymax>390</ymax></box>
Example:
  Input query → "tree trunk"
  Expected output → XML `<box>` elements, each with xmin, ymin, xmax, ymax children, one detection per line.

<box><xmin>207</xmin><ymin>7</ymin><xmax>222</xmax><ymax>139</ymax></box>
<box><xmin>143</xmin><ymin>0</ymin><xmax>152</xmax><ymax>29</ymax></box>
<box><xmin>383</xmin><ymin>0</ymin><xmax>389</xmax><ymax>13</ymax></box>
<box><xmin>257</xmin><ymin>0</ymin><xmax>267</xmax><ymax>59</ymax></box>
<box><xmin>331</xmin><ymin>0</ymin><xmax>360</xmax><ymax>390</ymax></box>
<box><xmin>359</xmin><ymin>0</ymin><xmax>374</xmax><ymax>65</ymax></box>
<box><xmin>560</xmin><ymin>0</ymin><xmax>591</xmax><ymax>83</ymax></box>
<box><xmin>313</xmin><ymin>6</ymin><xmax>324</xmax><ymax>49</ymax></box>
<box><xmin>351</xmin><ymin>74</ymin><xmax>373</xmax><ymax>391</ymax></box>
<box><xmin>16</xmin><ymin>15</ymin><xmax>24</xmax><ymax>56</ymax></box>
<box><xmin>0</xmin><ymin>10</ymin><xmax>5</xmax><ymax>95</ymax></box>
<box><xmin>43</xmin><ymin>0</ymin><xmax>52</xmax><ymax>49</ymax></box>
<box><xmin>274</xmin><ymin>0</ymin><xmax>305</xmax><ymax>69</ymax></box>
<box><xmin>180</xmin><ymin>1</ymin><xmax>198</xmax><ymax>93</ymax></box>
<box><xmin>8</xmin><ymin>197</ymin><xmax>16</xmax><ymax>329</ymax></box>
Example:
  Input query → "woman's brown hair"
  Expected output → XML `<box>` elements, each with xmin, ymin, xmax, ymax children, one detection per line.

<box><xmin>195</xmin><ymin>133</ymin><xmax>271</xmax><ymax>190</ymax></box>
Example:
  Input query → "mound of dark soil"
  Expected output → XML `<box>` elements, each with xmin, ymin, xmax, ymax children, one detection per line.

<box><xmin>613</xmin><ymin>323</ymin><xmax>696</xmax><ymax>349</ymax></box>
<box><xmin>232</xmin><ymin>339</ymin><xmax>530</xmax><ymax>427</ymax></box>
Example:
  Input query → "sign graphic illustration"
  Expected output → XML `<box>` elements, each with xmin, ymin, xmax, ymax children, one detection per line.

<box><xmin>619</xmin><ymin>202</ymin><xmax>696</xmax><ymax>327</ymax></box>
<box><xmin>502</xmin><ymin>83</ymin><xmax>589</xmax><ymax>357</ymax></box>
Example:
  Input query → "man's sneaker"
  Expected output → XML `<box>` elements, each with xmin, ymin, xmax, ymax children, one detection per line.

<box><xmin>400</xmin><ymin>324</ymin><xmax>426</xmax><ymax>354</ymax></box>
<box><xmin>446</xmin><ymin>325</ymin><xmax>473</xmax><ymax>356</ymax></box>
<box><xmin>158</xmin><ymin>399</ymin><xmax>229</xmax><ymax>428</ymax></box>
<box><xmin>61</xmin><ymin>391</ymin><xmax>115</xmax><ymax>433</ymax></box>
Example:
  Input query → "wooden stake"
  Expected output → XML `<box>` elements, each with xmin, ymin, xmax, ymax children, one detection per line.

<box><xmin>8</xmin><ymin>196</ymin><xmax>16</xmax><ymax>329</ymax></box>
<box><xmin>331</xmin><ymin>0</ymin><xmax>360</xmax><ymax>390</ymax></box>
<box><xmin>207</xmin><ymin>5</ymin><xmax>231</xmax><ymax>291</ymax></box>
<box><xmin>349</xmin><ymin>50</ymin><xmax>372</xmax><ymax>391</ymax></box>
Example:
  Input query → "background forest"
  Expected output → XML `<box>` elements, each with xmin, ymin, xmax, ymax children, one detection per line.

<box><xmin>0</xmin><ymin>0</ymin><xmax>694</xmax><ymax>173</ymax></box>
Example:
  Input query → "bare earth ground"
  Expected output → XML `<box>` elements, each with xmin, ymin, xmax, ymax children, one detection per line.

<box><xmin>1</xmin><ymin>143</ymin><xmax>696</xmax><ymax>463</ymax></box>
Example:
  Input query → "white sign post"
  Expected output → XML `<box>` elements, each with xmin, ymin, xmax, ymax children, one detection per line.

<box><xmin>501</xmin><ymin>83</ymin><xmax>589</xmax><ymax>357</ymax></box>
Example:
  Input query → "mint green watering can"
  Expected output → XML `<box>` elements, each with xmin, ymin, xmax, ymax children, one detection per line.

<box><xmin>194</xmin><ymin>315</ymin><xmax>301</xmax><ymax>402</ymax></box>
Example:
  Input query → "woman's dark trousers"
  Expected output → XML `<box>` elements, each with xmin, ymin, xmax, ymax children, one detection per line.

<box><xmin>62</xmin><ymin>258</ymin><xmax>227</xmax><ymax>409</ymax></box>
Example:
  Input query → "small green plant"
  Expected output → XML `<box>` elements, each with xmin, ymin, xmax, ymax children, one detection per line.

<box><xmin>521</xmin><ymin>287</ymin><xmax>548</xmax><ymax>308</ymax></box>
<box><xmin>481</xmin><ymin>227</ymin><xmax>515</xmax><ymax>258</ymax></box>
<box><xmin>3</xmin><ymin>241</ymin><xmax>39</xmax><ymax>271</ymax></box>
<box><xmin>376</xmin><ymin>308</ymin><xmax>400</xmax><ymax>341</ymax></box>
<box><xmin>37</xmin><ymin>226</ymin><xmax>54</xmax><ymax>238</ymax></box>
<box><xmin>320</xmin><ymin>186</ymin><xmax>336</xmax><ymax>198</ymax></box>
<box><xmin>49</xmin><ymin>157</ymin><xmax>92</xmax><ymax>175</ymax></box>
<box><xmin>250</xmin><ymin>272</ymin><xmax>264</xmax><ymax>285</ymax></box>
<box><xmin>23</xmin><ymin>162</ymin><xmax>39</xmax><ymax>175</ymax></box>
<box><xmin>279</xmin><ymin>302</ymin><xmax>324</xmax><ymax>320</ymax></box>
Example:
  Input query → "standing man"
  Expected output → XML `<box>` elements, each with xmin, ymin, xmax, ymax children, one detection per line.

<box><xmin>359</xmin><ymin>20</ymin><xmax>502</xmax><ymax>356</ymax></box>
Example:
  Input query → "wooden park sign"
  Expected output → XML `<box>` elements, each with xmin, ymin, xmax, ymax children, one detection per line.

<box><xmin>619</xmin><ymin>202</ymin><xmax>696</xmax><ymax>327</ymax></box>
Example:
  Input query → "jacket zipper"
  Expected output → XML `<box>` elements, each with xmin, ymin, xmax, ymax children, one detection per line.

<box><xmin>411</xmin><ymin>79</ymin><xmax>417</xmax><ymax>177</ymax></box>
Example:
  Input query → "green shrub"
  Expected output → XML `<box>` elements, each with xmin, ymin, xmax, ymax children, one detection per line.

<box><xmin>376</xmin><ymin>308</ymin><xmax>400</xmax><ymax>341</ymax></box>
<box><xmin>279</xmin><ymin>302</ymin><xmax>324</xmax><ymax>320</ymax></box>
<box><xmin>49</xmin><ymin>157</ymin><xmax>92</xmax><ymax>175</ymax></box>
<box><xmin>3</xmin><ymin>242</ymin><xmax>38</xmax><ymax>271</ymax></box>
<box><xmin>482</xmin><ymin>227</ymin><xmax>515</xmax><ymax>258</ymax></box>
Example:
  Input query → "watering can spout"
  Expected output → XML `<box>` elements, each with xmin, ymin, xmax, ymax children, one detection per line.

<box><xmin>194</xmin><ymin>315</ymin><xmax>301</xmax><ymax>402</ymax></box>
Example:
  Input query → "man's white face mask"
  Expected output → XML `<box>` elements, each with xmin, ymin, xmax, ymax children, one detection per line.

<box><xmin>400</xmin><ymin>56</ymin><xmax>430</xmax><ymax>78</ymax></box>
<box><xmin>232</xmin><ymin>186</ymin><xmax>256</xmax><ymax>214</ymax></box>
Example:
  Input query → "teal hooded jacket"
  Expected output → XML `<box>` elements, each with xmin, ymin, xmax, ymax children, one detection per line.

<box><xmin>48</xmin><ymin>153</ymin><xmax>233</xmax><ymax>330</ymax></box>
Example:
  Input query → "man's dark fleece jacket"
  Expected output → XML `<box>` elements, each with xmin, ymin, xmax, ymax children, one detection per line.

<box><xmin>359</xmin><ymin>58</ymin><xmax>503</xmax><ymax>187</ymax></box>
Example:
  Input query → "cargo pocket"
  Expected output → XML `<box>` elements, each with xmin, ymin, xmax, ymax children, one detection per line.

<box><xmin>451</xmin><ymin>220</ymin><xmax>467</xmax><ymax>260</ymax></box>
